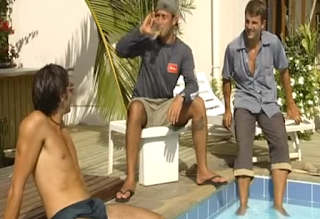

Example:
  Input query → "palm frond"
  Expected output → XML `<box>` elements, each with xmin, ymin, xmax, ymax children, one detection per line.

<box><xmin>85</xmin><ymin>0</ymin><xmax>137</xmax><ymax>121</ymax></box>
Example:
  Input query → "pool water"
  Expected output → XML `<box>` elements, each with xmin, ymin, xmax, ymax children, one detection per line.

<box><xmin>216</xmin><ymin>199</ymin><xmax>320</xmax><ymax>219</ymax></box>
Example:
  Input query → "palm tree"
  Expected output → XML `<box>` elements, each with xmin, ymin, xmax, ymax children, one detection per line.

<box><xmin>84</xmin><ymin>0</ymin><xmax>195</xmax><ymax>122</ymax></box>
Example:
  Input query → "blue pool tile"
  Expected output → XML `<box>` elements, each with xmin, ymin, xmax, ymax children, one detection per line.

<box><xmin>209</xmin><ymin>195</ymin><xmax>218</xmax><ymax>216</ymax></box>
<box><xmin>199</xmin><ymin>200</ymin><xmax>209</xmax><ymax>219</ymax></box>
<box><xmin>312</xmin><ymin>184</ymin><xmax>320</xmax><ymax>203</ymax></box>
<box><xmin>288</xmin><ymin>199</ymin><xmax>312</xmax><ymax>207</ymax></box>
<box><xmin>187</xmin><ymin>206</ymin><xmax>199</xmax><ymax>219</ymax></box>
<box><xmin>264</xmin><ymin>178</ymin><xmax>273</xmax><ymax>199</ymax></box>
<box><xmin>264</xmin><ymin>178</ymin><xmax>288</xmax><ymax>201</ymax></box>
<box><xmin>227</xmin><ymin>183</ymin><xmax>236</xmax><ymax>203</ymax></box>
<box><xmin>313</xmin><ymin>202</ymin><xmax>320</xmax><ymax>209</ymax></box>
<box><xmin>288</xmin><ymin>182</ymin><xmax>312</xmax><ymax>202</ymax></box>
<box><xmin>216</xmin><ymin>189</ymin><xmax>227</xmax><ymax>210</ymax></box>
<box><xmin>249</xmin><ymin>177</ymin><xmax>264</xmax><ymax>199</ymax></box>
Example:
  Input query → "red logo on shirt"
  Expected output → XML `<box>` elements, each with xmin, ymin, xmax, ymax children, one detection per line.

<box><xmin>167</xmin><ymin>63</ymin><xmax>178</xmax><ymax>74</ymax></box>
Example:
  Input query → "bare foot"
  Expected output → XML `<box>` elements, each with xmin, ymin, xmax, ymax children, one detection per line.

<box><xmin>273</xmin><ymin>205</ymin><xmax>289</xmax><ymax>217</ymax></box>
<box><xmin>236</xmin><ymin>205</ymin><xmax>248</xmax><ymax>216</ymax></box>
<box><xmin>115</xmin><ymin>178</ymin><xmax>136</xmax><ymax>202</ymax></box>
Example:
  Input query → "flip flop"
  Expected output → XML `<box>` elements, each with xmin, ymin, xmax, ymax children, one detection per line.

<box><xmin>197</xmin><ymin>175</ymin><xmax>228</xmax><ymax>187</ymax></box>
<box><xmin>114</xmin><ymin>189</ymin><xmax>135</xmax><ymax>203</ymax></box>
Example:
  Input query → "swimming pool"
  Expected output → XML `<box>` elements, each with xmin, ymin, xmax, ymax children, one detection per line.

<box><xmin>216</xmin><ymin>198</ymin><xmax>320</xmax><ymax>218</ymax></box>
<box><xmin>175</xmin><ymin>176</ymin><xmax>320</xmax><ymax>219</ymax></box>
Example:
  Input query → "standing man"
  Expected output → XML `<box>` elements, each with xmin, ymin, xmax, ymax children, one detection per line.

<box><xmin>115</xmin><ymin>0</ymin><xmax>227</xmax><ymax>202</ymax></box>
<box><xmin>222</xmin><ymin>0</ymin><xmax>301</xmax><ymax>216</ymax></box>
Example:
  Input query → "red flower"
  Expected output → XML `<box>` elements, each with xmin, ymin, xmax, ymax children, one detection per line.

<box><xmin>3</xmin><ymin>21</ymin><xmax>9</xmax><ymax>30</ymax></box>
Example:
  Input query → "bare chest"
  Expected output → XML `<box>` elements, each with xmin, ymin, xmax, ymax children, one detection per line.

<box><xmin>36</xmin><ymin>129</ymin><xmax>76</xmax><ymax>170</ymax></box>
<box><xmin>247</xmin><ymin>48</ymin><xmax>259</xmax><ymax>75</ymax></box>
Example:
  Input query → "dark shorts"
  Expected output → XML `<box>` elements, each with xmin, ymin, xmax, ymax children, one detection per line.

<box><xmin>51</xmin><ymin>198</ymin><xmax>107</xmax><ymax>219</ymax></box>
<box><xmin>233</xmin><ymin>108</ymin><xmax>292</xmax><ymax>177</ymax></box>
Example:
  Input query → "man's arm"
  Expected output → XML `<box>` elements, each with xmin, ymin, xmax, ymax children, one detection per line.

<box><xmin>3</xmin><ymin>113</ymin><xmax>45</xmax><ymax>219</ymax></box>
<box><xmin>273</xmin><ymin>38</ymin><xmax>294</xmax><ymax>106</ymax></box>
<box><xmin>115</xmin><ymin>28</ymin><xmax>150</xmax><ymax>58</ymax></box>
<box><xmin>180</xmin><ymin>48</ymin><xmax>199</xmax><ymax>104</ymax></box>
<box><xmin>222</xmin><ymin>45</ymin><xmax>234</xmax><ymax>112</ymax></box>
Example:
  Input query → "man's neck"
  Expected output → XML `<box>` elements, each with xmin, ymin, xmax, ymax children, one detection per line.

<box><xmin>245</xmin><ymin>35</ymin><xmax>261</xmax><ymax>51</ymax></box>
<box><xmin>159</xmin><ymin>33</ymin><xmax>175</xmax><ymax>45</ymax></box>
<box><xmin>48</xmin><ymin>111</ymin><xmax>63</xmax><ymax>127</ymax></box>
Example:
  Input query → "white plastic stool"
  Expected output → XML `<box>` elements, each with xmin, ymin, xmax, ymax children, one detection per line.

<box><xmin>108</xmin><ymin>120</ymin><xmax>185</xmax><ymax>186</ymax></box>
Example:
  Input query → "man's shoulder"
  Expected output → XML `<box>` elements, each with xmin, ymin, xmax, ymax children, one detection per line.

<box><xmin>20</xmin><ymin>111</ymin><xmax>48</xmax><ymax>131</ymax></box>
<box><xmin>262</xmin><ymin>31</ymin><xmax>281</xmax><ymax>45</ymax></box>
<box><xmin>226</xmin><ymin>35</ymin><xmax>242</xmax><ymax>53</ymax></box>
<box><xmin>176</xmin><ymin>38</ymin><xmax>192</xmax><ymax>53</ymax></box>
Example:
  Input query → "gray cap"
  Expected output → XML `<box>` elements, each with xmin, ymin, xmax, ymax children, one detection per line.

<box><xmin>155</xmin><ymin>0</ymin><xmax>179</xmax><ymax>16</ymax></box>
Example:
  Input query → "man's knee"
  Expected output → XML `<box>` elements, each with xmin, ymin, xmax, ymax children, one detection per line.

<box><xmin>127</xmin><ymin>100</ymin><xmax>147</xmax><ymax>125</ymax></box>
<box><xmin>190</xmin><ymin>96</ymin><xmax>206</xmax><ymax>115</ymax></box>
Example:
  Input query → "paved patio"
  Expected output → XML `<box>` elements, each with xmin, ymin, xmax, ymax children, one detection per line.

<box><xmin>1</xmin><ymin>125</ymin><xmax>320</xmax><ymax>219</ymax></box>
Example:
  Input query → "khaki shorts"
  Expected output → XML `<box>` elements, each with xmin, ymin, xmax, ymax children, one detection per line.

<box><xmin>129</xmin><ymin>98</ymin><xmax>173</xmax><ymax>128</ymax></box>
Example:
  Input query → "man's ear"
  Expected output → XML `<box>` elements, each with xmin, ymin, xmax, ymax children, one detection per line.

<box><xmin>60</xmin><ymin>91</ymin><xmax>65</xmax><ymax>102</ymax></box>
<box><xmin>172</xmin><ymin>15</ymin><xmax>179</xmax><ymax>26</ymax></box>
<box><xmin>262</xmin><ymin>20</ymin><xmax>266</xmax><ymax>30</ymax></box>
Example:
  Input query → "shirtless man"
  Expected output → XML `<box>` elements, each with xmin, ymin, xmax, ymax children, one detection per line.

<box><xmin>3</xmin><ymin>64</ymin><xmax>164</xmax><ymax>219</ymax></box>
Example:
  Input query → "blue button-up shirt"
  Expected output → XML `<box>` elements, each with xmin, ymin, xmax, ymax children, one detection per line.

<box><xmin>222</xmin><ymin>30</ymin><xmax>289</xmax><ymax>118</ymax></box>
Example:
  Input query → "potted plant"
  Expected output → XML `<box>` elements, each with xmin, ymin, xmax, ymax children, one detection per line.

<box><xmin>0</xmin><ymin>17</ymin><xmax>18</xmax><ymax>68</ymax></box>
<box><xmin>0</xmin><ymin>0</ymin><xmax>18</xmax><ymax>69</ymax></box>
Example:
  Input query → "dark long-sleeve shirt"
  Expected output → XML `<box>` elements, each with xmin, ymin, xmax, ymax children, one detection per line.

<box><xmin>115</xmin><ymin>28</ymin><xmax>199</xmax><ymax>104</ymax></box>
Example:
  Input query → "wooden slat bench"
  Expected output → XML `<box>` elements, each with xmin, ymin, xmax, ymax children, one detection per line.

<box><xmin>0</xmin><ymin>174</ymin><xmax>124</xmax><ymax>219</ymax></box>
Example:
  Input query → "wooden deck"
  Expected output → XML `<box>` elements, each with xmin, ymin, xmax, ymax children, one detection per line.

<box><xmin>1</xmin><ymin>125</ymin><xmax>320</xmax><ymax>219</ymax></box>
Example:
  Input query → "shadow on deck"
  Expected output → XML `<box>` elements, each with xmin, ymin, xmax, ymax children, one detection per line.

<box><xmin>1</xmin><ymin>125</ymin><xmax>320</xmax><ymax>219</ymax></box>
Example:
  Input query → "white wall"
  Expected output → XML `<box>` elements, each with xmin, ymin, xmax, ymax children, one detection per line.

<box><xmin>178</xmin><ymin>0</ymin><xmax>212</xmax><ymax>78</ymax></box>
<box><xmin>179</xmin><ymin>0</ymin><xmax>249</xmax><ymax>81</ymax></box>
<box><xmin>218</xmin><ymin>0</ymin><xmax>250</xmax><ymax>78</ymax></box>
<box><xmin>9</xmin><ymin>0</ymin><xmax>249</xmax><ymax>125</ymax></box>
<box><xmin>10</xmin><ymin>0</ymin><xmax>101</xmax><ymax>125</ymax></box>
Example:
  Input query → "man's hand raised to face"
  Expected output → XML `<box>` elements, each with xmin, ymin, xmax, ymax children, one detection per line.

<box><xmin>167</xmin><ymin>95</ymin><xmax>184</xmax><ymax>125</ymax></box>
<box><xmin>139</xmin><ymin>12</ymin><xmax>161</xmax><ymax>39</ymax></box>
